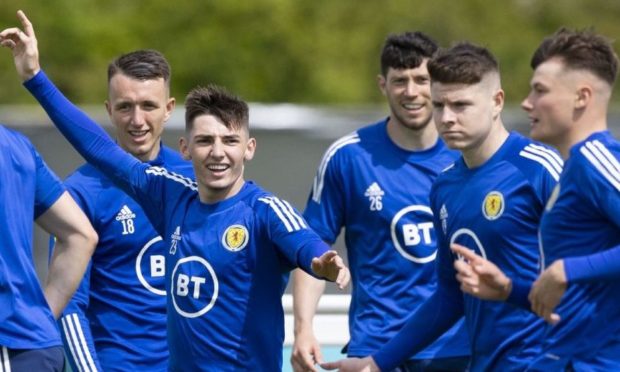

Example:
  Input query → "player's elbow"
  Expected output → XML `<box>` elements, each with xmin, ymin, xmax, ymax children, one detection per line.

<box><xmin>79</xmin><ymin>225</ymin><xmax>98</xmax><ymax>255</ymax></box>
<box><xmin>64</xmin><ymin>223</ymin><xmax>98</xmax><ymax>256</ymax></box>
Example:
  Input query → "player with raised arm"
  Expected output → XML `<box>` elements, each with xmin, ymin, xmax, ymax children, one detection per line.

<box><xmin>452</xmin><ymin>28</ymin><xmax>620</xmax><ymax>370</ymax></box>
<box><xmin>292</xmin><ymin>31</ymin><xmax>469</xmax><ymax>372</ymax></box>
<box><xmin>0</xmin><ymin>121</ymin><xmax>97</xmax><ymax>371</ymax></box>
<box><xmin>50</xmin><ymin>49</ymin><xmax>193</xmax><ymax>372</ymax></box>
<box><xmin>320</xmin><ymin>42</ymin><xmax>562</xmax><ymax>372</ymax></box>
<box><xmin>1</xmin><ymin>10</ymin><xmax>350</xmax><ymax>371</ymax></box>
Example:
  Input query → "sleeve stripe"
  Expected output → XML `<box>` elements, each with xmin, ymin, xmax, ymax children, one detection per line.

<box><xmin>259</xmin><ymin>196</ymin><xmax>306</xmax><ymax>232</ymax></box>
<box><xmin>592</xmin><ymin>140</ymin><xmax>620</xmax><ymax>176</ymax></box>
<box><xmin>519</xmin><ymin>150</ymin><xmax>561</xmax><ymax>181</ymax></box>
<box><xmin>61</xmin><ymin>313</ymin><xmax>98</xmax><ymax>372</ymax></box>
<box><xmin>525</xmin><ymin>144</ymin><xmax>564</xmax><ymax>172</ymax></box>
<box><xmin>1</xmin><ymin>346</ymin><xmax>10</xmax><ymax>372</ymax></box>
<box><xmin>312</xmin><ymin>133</ymin><xmax>360</xmax><ymax>203</ymax></box>
<box><xmin>281</xmin><ymin>199</ymin><xmax>307</xmax><ymax>229</ymax></box>
<box><xmin>146</xmin><ymin>166</ymin><xmax>198</xmax><ymax>191</ymax></box>
<box><xmin>581</xmin><ymin>141</ymin><xmax>620</xmax><ymax>192</ymax></box>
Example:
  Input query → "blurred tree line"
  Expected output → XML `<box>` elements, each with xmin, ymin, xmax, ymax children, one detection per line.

<box><xmin>1</xmin><ymin>0</ymin><xmax>620</xmax><ymax>106</ymax></box>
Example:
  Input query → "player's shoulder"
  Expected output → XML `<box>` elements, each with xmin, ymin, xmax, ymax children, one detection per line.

<box><xmin>0</xmin><ymin>125</ymin><xmax>36</xmax><ymax>157</ymax></box>
<box><xmin>507</xmin><ymin>132</ymin><xmax>563</xmax><ymax>182</ymax></box>
<box><xmin>571</xmin><ymin>131</ymin><xmax>620</xmax><ymax>191</ymax></box>
<box><xmin>161</xmin><ymin>145</ymin><xmax>195</xmax><ymax>178</ymax></box>
<box><xmin>145</xmin><ymin>164</ymin><xmax>198</xmax><ymax>193</ymax></box>
<box><xmin>0</xmin><ymin>124</ymin><xmax>29</xmax><ymax>145</ymax></box>
<box><xmin>248</xmin><ymin>183</ymin><xmax>305</xmax><ymax>225</ymax></box>
<box><xmin>64</xmin><ymin>163</ymin><xmax>108</xmax><ymax>189</ymax></box>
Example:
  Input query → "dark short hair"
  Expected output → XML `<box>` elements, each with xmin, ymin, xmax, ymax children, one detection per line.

<box><xmin>380</xmin><ymin>31</ymin><xmax>438</xmax><ymax>75</ymax></box>
<box><xmin>184</xmin><ymin>85</ymin><xmax>249</xmax><ymax>132</ymax></box>
<box><xmin>108</xmin><ymin>49</ymin><xmax>171</xmax><ymax>87</ymax></box>
<box><xmin>531</xmin><ymin>28</ymin><xmax>618</xmax><ymax>86</ymax></box>
<box><xmin>428</xmin><ymin>42</ymin><xmax>499</xmax><ymax>85</ymax></box>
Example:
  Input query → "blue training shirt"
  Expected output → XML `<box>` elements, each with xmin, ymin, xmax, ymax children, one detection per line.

<box><xmin>54</xmin><ymin>145</ymin><xmax>193</xmax><ymax>372</ymax></box>
<box><xmin>26</xmin><ymin>70</ymin><xmax>332</xmax><ymax>371</ymax></box>
<box><xmin>304</xmin><ymin>119</ymin><xmax>469</xmax><ymax>360</ymax></box>
<box><xmin>530</xmin><ymin>131</ymin><xmax>620</xmax><ymax>370</ymax></box>
<box><xmin>0</xmin><ymin>124</ymin><xmax>65</xmax><ymax>349</ymax></box>
<box><xmin>373</xmin><ymin>132</ymin><xmax>562</xmax><ymax>371</ymax></box>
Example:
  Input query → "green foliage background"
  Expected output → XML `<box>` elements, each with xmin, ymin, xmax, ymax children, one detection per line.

<box><xmin>1</xmin><ymin>0</ymin><xmax>620</xmax><ymax>105</ymax></box>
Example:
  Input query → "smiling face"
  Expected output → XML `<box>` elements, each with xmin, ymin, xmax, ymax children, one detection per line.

<box><xmin>180</xmin><ymin>114</ymin><xmax>256</xmax><ymax>203</ymax></box>
<box><xmin>379</xmin><ymin>60</ymin><xmax>434</xmax><ymax>132</ymax></box>
<box><xmin>105</xmin><ymin>73</ymin><xmax>175</xmax><ymax>161</ymax></box>
<box><xmin>521</xmin><ymin>58</ymin><xmax>576</xmax><ymax>147</ymax></box>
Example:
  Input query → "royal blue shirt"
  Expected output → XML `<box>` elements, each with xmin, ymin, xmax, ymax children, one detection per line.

<box><xmin>530</xmin><ymin>131</ymin><xmax>620</xmax><ymax>370</ymax></box>
<box><xmin>26</xmin><ymin>70</ymin><xmax>332</xmax><ymax>371</ymax></box>
<box><xmin>373</xmin><ymin>132</ymin><xmax>562</xmax><ymax>371</ymax></box>
<box><xmin>54</xmin><ymin>145</ymin><xmax>193</xmax><ymax>372</ymax></box>
<box><xmin>304</xmin><ymin>120</ymin><xmax>469</xmax><ymax>360</ymax></box>
<box><xmin>0</xmin><ymin>124</ymin><xmax>65</xmax><ymax>349</ymax></box>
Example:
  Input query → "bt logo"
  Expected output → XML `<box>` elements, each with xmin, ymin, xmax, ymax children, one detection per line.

<box><xmin>391</xmin><ymin>205</ymin><xmax>436</xmax><ymax>264</ymax></box>
<box><xmin>171</xmin><ymin>256</ymin><xmax>219</xmax><ymax>318</ymax></box>
<box><xmin>136</xmin><ymin>236</ymin><xmax>166</xmax><ymax>296</ymax></box>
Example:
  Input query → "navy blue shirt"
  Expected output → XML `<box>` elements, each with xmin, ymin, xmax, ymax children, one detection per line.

<box><xmin>374</xmin><ymin>133</ymin><xmax>561</xmax><ymax>371</ymax></box>
<box><xmin>0</xmin><ymin>124</ymin><xmax>65</xmax><ymax>349</ymax></box>
<box><xmin>304</xmin><ymin>120</ymin><xmax>469</xmax><ymax>360</ymax></box>
<box><xmin>531</xmin><ymin>131</ymin><xmax>620</xmax><ymax>370</ymax></box>
<box><xmin>26</xmin><ymin>70</ymin><xmax>332</xmax><ymax>371</ymax></box>
<box><xmin>54</xmin><ymin>145</ymin><xmax>193</xmax><ymax>372</ymax></box>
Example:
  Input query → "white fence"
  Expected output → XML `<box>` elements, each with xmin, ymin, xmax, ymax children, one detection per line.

<box><xmin>282</xmin><ymin>294</ymin><xmax>350</xmax><ymax>346</ymax></box>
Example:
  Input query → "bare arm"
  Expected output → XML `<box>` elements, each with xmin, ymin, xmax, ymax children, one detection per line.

<box><xmin>36</xmin><ymin>191</ymin><xmax>97</xmax><ymax>318</ymax></box>
<box><xmin>291</xmin><ymin>268</ymin><xmax>327</xmax><ymax>372</ymax></box>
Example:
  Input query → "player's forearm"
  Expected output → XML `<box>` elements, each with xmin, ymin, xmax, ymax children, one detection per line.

<box><xmin>292</xmin><ymin>268</ymin><xmax>326</xmax><ymax>335</ymax></box>
<box><xmin>505</xmin><ymin>278</ymin><xmax>533</xmax><ymax>310</ymax></box>
<box><xmin>45</xmin><ymin>233</ymin><xmax>96</xmax><ymax>318</ymax></box>
<box><xmin>296</xmin><ymin>239</ymin><xmax>330</xmax><ymax>278</ymax></box>
<box><xmin>564</xmin><ymin>243</ymin><xmax>620</xmax><ymax>283</ymax></box>
<box><xmin>372</xmin><ymin>286</ymin><xmax>463</xmax><ymax>371</ymax></box>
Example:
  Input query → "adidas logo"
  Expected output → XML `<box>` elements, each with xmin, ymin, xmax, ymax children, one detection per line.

<box><xmin>171</xmin><ymin>226</ymin><xmax>181</xmax><ymax>241</ymax></box>
<box><xmin>364</xmin><ymin>182</ymin><xmax>385</xmax><ymax>198</ymax></box>
<box><xmin>440</xmin><ymin>204</ymin><xmax>448</xmax><ymax>234</ymax></box>
<box><xmin>115</xmin><ymin>205</ymin><xmax>136</xmax><ymax>221</ymax></box>
<box><xmin>170</xmin><ymin>226</ymin><xmax>182</xmax><ymax>255</ymax></box>
<box><xmin>440</xmin><ymin>204</ymin><xmax>448</xmax><ymax>220</ymax></box>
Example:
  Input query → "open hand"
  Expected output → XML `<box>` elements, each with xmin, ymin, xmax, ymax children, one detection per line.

<box><xmin>311</xmin><ymin>250</ymin><xmax>350</xmax><ymax>289</ymax></box>
<box><xmin>0</xmin><ymin>10</ymin><xmax>40</xmax><ymax>80</ymax></box>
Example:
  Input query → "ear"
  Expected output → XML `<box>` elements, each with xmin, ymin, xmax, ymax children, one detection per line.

<box><xmin>244</xmin><ymin>137</ymin><xmax>256</xmax><ymax>161</ymax></box>
<box><xmin>164</xmin><ymin>97</ymin><xmax>176</xmax><ymax>123</ymax></box>
<box><xmin>179</xmin><ymin>137</ymin><xmax>191</xmax><ymax>160</ymax></box>
<box><xmin>492</xmin><ymin>89</ymin><xmax>505</xmax><ymax>119</ymax></box>
<box><xmin>104</xmin><ymin>100</ymin><xmax>112</xmax><ymax>116</ymax></box>
<box><xmin>377</xmin><ymin>74</ymin><xmax>387</xmax><ymax>96</ymax></box>
<box><xmin>575</xmin><ymin>85</ymin><xmax>592</xmax><ymax>110</ymax></box>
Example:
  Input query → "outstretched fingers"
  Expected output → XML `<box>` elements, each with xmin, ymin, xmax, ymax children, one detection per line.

<box><xmin>17</xmin><ymin>10</ymin><xmax>35</xmax><ymax>38</ymax></box>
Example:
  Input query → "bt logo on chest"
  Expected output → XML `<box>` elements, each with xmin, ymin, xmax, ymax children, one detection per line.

<box><xmin>391</xmin><ymin>205</ymin><xmax>436</xmax><ymax>264</ymax></box>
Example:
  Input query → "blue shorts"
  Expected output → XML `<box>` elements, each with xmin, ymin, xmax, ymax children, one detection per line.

<box><xmin>0</xmin><ymin>346</ymin><xmax>64</xmax><ymax>372</ymax></box>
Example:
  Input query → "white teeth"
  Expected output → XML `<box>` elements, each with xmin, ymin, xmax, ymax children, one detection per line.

<box><xmin>129</xmin><ymin>130</ymin><xmax>148</xmax><ymax>136</ymax></box>
<box><xmin>403</xmin><ymin>103</ymin><xmax>423</xmax><ymax>110</ymax></box>
<box><xmin>207</xmin><ymin>164</ymin><xmax>228</xmax><ymax>171</ymax></box>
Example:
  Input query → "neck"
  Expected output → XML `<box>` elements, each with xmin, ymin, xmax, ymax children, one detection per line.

<box><xmin>198</xmin><ymin>178</ymin><xmax>246</xmax><ymax>204</ymax></box>
<box><xmin>556</xmin><ymin>113</ymin><xmax>608</xmax><ymax>159</ymax></box>
<box><xmin>462</xmin><ymin>122</ymin><xmax>510</xmax><ymax>168</ymax></box>
<box><xmin>386</xmin><ymin>118</ymin><xmax>438</xmax><ymax>151</ymax></box>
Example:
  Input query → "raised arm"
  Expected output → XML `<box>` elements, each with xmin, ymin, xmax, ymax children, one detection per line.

<box><xmin>1</xmin><ymin>10</ymin><xmax>168</xmax><ymax>232</ymax></box>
